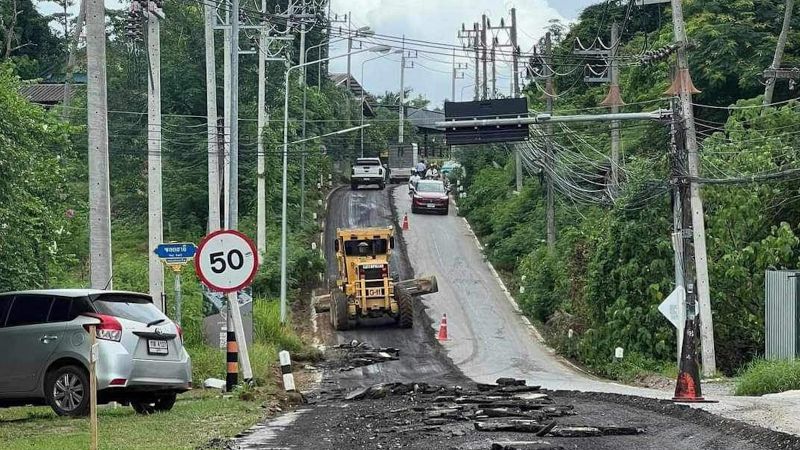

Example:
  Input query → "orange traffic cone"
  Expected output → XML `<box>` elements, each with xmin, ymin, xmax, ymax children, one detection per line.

<box><xmin>672</xmin><ymin>317</ymin><xmax>716</xmax><ymax>403</ymax></box>
<box><xmin>437</xmin><ymin>313</ymin><xmax>449</xmax><ymax>341</ymax></box>
<box><xmin>402</xmin><ymin>213</ymin><xmax>409</xmax><ymax>231</ymax></box>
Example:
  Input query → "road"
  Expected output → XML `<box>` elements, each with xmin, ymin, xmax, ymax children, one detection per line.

<box><xmin>232</xmin><ymin>186</ymin><xmax>800</xmax><ymax>450</ymax></box>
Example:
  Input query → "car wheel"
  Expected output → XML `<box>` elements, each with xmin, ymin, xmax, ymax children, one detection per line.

<box><xmin>379</xmin><ymin>182</ymin><xmax>385</xmax><ymax>190</ymax></box>
<box><xmin>154</xmin><ymin>393</ymin><xmax>177</xmax><ymax>411</ymax></box>
<box><xmin>350</xmin><ymin>183</ymin><xmax>357</xmax><ymax>190</ymax></box>
<box><xmin>45</xmin><ymin>365</ymin><xmax>90</xmax><ymax>417</ymax></box>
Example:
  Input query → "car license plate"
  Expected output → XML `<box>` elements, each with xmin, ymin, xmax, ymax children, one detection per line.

<box><xmin>148</xmin><ymin>339</ymin><xmax>169</xmax><ymax>355</ymax></box>
<box><xmin>367</xmin><ymin>288</ymin><xmax>383</xmax><ymax>297</ymax></box>
<box><xmin>427</xmin><ymin>203</ymin><xmax>436</xmax><ymax>208</ymax></box>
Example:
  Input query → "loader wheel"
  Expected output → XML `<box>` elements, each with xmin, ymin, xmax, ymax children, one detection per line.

<box><xmin>396</xmin><ymin>287</ymin><xmax>413</xmax><ymax>329</ymax></box>
<box><xmin>331</xmin><ymin>289</ymin><xmax>350</xmax><ymax>331</ymax></box>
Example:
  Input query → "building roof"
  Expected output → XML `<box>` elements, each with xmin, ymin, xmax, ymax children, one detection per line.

<box><xmin>405</xmin><ymin>106</ymin><xmax>445</xmax><ymax>133</ymax></box>
<box><xmin>19</xmin><ymin>83</ymin><xmax>85</xmax><ymax>106</ymax></box>
<box><xmin>330</xmin><ymin>73</ymin><xmax>376</xmax><ymax>117</ymax></box>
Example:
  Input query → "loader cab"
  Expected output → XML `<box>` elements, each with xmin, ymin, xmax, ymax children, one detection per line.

<box><xmin>334</xmin><ymin>227</ymin><xmax>396</xmax><ymax>296</ymax></box>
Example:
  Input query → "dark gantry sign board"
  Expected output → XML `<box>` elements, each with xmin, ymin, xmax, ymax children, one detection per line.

<box><xmin>444</xmin><ymin>98</ymin><xmax>530</xmax><ymax>145</ymax></box>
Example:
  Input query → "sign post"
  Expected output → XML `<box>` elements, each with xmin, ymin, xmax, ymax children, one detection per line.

<box><xmin>659</xmin><ymin>286</ymin><xmax>687</xmax><ymax>366</ymax></box>
<box><xmin>195</xmin><ymin>230</ymin><xmax>258</xmax><ymax>389</ymax></box>
<box><xmin>154</xmin><ymin>242</ymin><xmax>197</xmax><ymax>326</ymax></box>
<box><xmin>89</xmin><ymin>324</ymin><xmax>98</xmax><ymax>450</ymax></box>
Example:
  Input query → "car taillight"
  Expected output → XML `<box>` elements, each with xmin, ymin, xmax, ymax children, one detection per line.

<box><xmin>381</xmin><ymin>265</ymin><xmax>388</xmax><ymax>278</ymax></box>
<box><xmin>83</xmin><ymin>313</ymin><xmax>122</xmax><ymax>342</ymax></box>
<box><xmin>175</xmin><ymin>323</ymin><xmax>184</xmax><ymax>344</ymax></box>
<box><xmin>359</xmin><ymin>267</ymin><xmax>365</xmax><ymax>279</ymax></box>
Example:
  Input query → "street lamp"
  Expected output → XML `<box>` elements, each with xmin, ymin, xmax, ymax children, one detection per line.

<box><xmin>280</xmin><ymin>44</ymin><xmax>392</xmax><ymax>323</ymax></box>
<box><xmin>360</xmin><ymin>50</ymin><xmax>402</xmax><ymax>157</ymax></box>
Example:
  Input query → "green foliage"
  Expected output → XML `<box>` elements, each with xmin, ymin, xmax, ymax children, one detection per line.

<box><xmin>735</xmin><ymin>358</ymin><xmax>800</xmax><ymax>396</ymax></box>
<box><xmin>460</xmin><ymin>0</ymin><xmax>800</xmax><ymax>379</ymax></box>
<box><xmin>0</xmin><ymin>65</ymin><xmax>79</xmax><ymax>290</ymax></box>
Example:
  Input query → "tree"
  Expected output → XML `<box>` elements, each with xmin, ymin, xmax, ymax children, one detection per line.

<box><xmin>0</xmin><ymin>64</ymin><xmax>77</xmax><ymax>289</ymax></box>
<box><xmin>0</xmin><ymin>0</ymin><xmax>64</xmax><ymax>79</ymax></box>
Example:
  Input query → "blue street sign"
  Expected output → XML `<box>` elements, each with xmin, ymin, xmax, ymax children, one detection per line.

<box><xmin>154</xmin><ymin>242</ymin><xmax>197</xmax><ymax>265</ymax></box>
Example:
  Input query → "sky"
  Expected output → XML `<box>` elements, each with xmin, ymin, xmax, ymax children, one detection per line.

<box><xmin>328</xmin><ymin>0</ymin><xmax>601</xmax><ymax>107</ymax></box>
<box><xmin>36</xmin><ymin>0</ymin><xmax>601</xmax><ymax>107</ymax></box>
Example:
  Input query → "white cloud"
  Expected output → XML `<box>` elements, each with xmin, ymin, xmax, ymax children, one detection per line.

<box><xmin>328</xmin><ymin>0</ymin><xmax>566</xmax><ymax>106</ymax></box>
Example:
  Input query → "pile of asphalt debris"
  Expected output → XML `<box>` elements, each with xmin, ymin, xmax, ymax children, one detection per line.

<box><xmin>313</xmin><ymin>377</ymin><xmax>643</xmax><ymax>449</ymax></box>
<box><xmin>322</xmin><ymin>339</ymin><xmax>401</xmax><ymax>372</ymax></box>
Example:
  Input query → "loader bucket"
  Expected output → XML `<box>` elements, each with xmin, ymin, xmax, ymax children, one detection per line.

<box><xmin>396</xmin><ymin>275</ymin><xmax>438</xmax><ymax>296</ymax></box>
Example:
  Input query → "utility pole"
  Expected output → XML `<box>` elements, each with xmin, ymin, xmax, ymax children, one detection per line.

<box><xmin>602</xmin><ymin>22</ymin><xmax>624</xmax><ymax>194</ymax></box>
<box><xmin>670</xmin><ymin>96</ymin><xmax>685</xmax><ymax>366</ymax></box>
<box><xmin>299</xmin><ymin>5</ymin><xmax>307</xmax><ymax>223</ymax></box>
<box><xmin>457</xmin><ymin>22</ymin><xmax>480</xmax><ymax>101</ymax></box>
<box><xmin>763</xmin><ymin>0</ymin><xmax>795</xmax><ymax>106</ymax></box>
<box><xmin>544</xmin><ymin>32</ymin><xmax>556</xmax><ymax>250</ymax></box>
<box><xmin>62</xmin><ymin>0</ymin><xmax>85</xmax><ymax>120</ymax></box>
<box><xmin>146</xmin><ymin>1</ymin><xmax>165</xmax><ymax>310</ymax></box>
<box><xmin>86</xmin><ymin>0</ymin><xmax>112</xmax><ymax>289</ymax></box>
<box><xmin>451</xmin><ymin>49</ymin><xmax>467</xmax><ymax>101</ymax></box>
<box><xmin>670</xmin><ymin>0</ymin><xmax>716</xmax><ymax>376</ymax></box>
<box><xmin>256</xmin><ymin>0</ymin><xmax>267</xmax><ymax>259</ymax></box>
<box><xmin>346</xmin><ymin>11</ymin><xmax>352</xmax><ymax>91</ymax></box>
<box><xmin>451</xmin><ymin>48</ymin><xmax>456</xmax><ymax>101</ymax></box>
<box><xmin>490</xmin><ymin>37</ymin><xmax>497</xmax><ymax>99</ymax></box>
<box><xmin>510</xmin><ymin>7</ymin><xmax>519</xmax><ymax>98</ymax></box>
<box><xmin>205</xmin><ymin>0</ymin><xmax>220</xmax><ymax>233</ymax></box>
<box><xmin>511</xmin><ymin>7</ymin><xmax>522</xmax><ymax>192</ymax></box>
<box><xmin>481</xmin><ymin>14</ymin><xmax>488</xmax><ymax>99</ymax></box>
<box><xmin>223</xmin><ymin>23</ymin><xmax>231</xmax><ymax>227</ymax></box>
<box><xmin>399</xmin><ymin>36</ymin><xmax>406</xmax><ymax>144</ymax></box>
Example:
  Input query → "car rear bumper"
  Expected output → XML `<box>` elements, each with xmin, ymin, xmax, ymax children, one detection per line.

<box><xmin>352</xmin><ymin>177</ymin><xmax>384</xmax><ymax>185</ymax></box>
<box><xmin>96</xmin><ymin>342</ymin><xmax>192</xmax><ymax>391</ymax></box>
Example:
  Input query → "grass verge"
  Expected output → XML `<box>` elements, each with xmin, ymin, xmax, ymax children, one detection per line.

<box><xmin>735</xmin><ymin>358</ymin><xmax>800</xmax><ymax>396</ymax></box>
<box><xmin>0</xmin><ymin>391</ymin><xmax>262</xmax><ymax>450</ymax></box>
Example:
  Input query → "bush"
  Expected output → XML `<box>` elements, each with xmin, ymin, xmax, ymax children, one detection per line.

<box><xmin>187</xmin><ymin>343</ymin><xmax>278</xmax><ymax>386</ymax></box>
<box><xmin>735</xmin><ymin>358</ymin><xmax>800</xmax><ymax>396</ymax></box>
<box><xmin>252</xmin><ymin>299</ymin><xmax>305</xmax><ymax>352</ymax></box>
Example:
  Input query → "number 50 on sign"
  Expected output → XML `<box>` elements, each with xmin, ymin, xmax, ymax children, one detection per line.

<box><xmin>195</xmin><ymin>230</ymin><xmax>259</xmax><ymax>293</ymax></box>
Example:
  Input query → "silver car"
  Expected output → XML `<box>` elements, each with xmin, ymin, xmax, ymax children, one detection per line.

<box><xmin>0</xmin><ymin>289</ymin><xmax>192</xmax><ymax>416</ymax></box>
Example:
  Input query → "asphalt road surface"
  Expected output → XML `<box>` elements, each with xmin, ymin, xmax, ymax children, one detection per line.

<box><xmin>232</xmin><ymin>186</ymin><xmax>800</xmax><ymax>450</ymax></box>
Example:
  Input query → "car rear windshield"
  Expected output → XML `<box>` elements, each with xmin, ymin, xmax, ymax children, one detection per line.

<box><xmin>417</xmin><ymin>182</ymin><xmax>445</xmax><ymax>193</ymax></box>
<box><xmin>356</xmin><ymin>159</ymin><xmax>381</xmax><ymax>166</ymax></box>
<box><xmin>91</xmin><ymin>294</ymin><xmax>166</xmax><ymax>325</ymax></box>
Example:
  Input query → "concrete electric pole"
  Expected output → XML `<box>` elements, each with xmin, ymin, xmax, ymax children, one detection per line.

<box><xmin>481</xmin><ymin>15</ymin><xmax>488</xmax><ymax>100</ymax></box>
<box><xmin>544</xmin><ymin>32</ymin><xmax>556</xmax><ymax>250</ymax></box>
<box><xmin>763</xmin><ymin>0</ymin><xmax>795</xmax><ymax>106</ymax></box>
<box><xmin>669</xmin><ymin>0</ymin><xmax>716</xmax><ymax>376</ymax></box>
<box><xmin>256</xmin><ymin>0</ymin><xmax>268</xmax><ymax>259</ymax></box>
<box><xmin>600</xmin><ymin>22</ymin><xmax>625</xmax><ymax>194</ymax></box>
<box><xmin>146</xmin><ymin>1</ymin><xmax>165</xmax><ymax>310</ymax></box>
<box><xmin>86</xmin><ymin>0</ymin><xmax>113</xmax><ymax>289</ymax></box>
<box><xmin>205</xmin><ymin>1</ymin><xmax>220</xmax><ymax>233</ymax></box>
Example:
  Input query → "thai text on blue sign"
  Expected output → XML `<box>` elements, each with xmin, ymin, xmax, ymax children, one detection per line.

<box><xmin>154</xmin><ymin>242</ymin><xmax>197</xmax><ymax>265</ymax></box>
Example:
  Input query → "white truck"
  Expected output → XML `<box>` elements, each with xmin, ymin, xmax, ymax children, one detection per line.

<box><xmin>387</xmin><ymin>143</ymin><xmax>419</xmax><ymax>183</ymax></box>
<box><xmin>350</xmin><ymin>157</ymin><xmax>387</xmax><ymax>190</ymax></box>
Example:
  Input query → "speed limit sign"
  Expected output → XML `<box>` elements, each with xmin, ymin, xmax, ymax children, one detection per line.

<box><xmin>195</xmin><ymin>230</ymin><xmax>259</xmax><ymax>293</ymax></box>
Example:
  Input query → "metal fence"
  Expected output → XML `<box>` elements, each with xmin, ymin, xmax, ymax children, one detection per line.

<box><xmin>765</xmin><ymin>270</ymin><xmax>799</xmax><ymax>360</ymax></box>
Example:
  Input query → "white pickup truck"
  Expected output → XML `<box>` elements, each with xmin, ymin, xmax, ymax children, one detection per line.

<box><xmin>350</xmin><ymin>157</ymin><xmax>387</xmax><ymax>190</ymax></box>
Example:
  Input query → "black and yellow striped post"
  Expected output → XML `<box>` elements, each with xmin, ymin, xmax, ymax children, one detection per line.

<box><xmin>226</xmin><ymin>330</ymin><xmax>238</xmax><ymax>391</ymax></box>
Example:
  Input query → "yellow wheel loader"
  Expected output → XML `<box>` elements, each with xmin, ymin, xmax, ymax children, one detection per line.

<box><xmin>329</xmin><ymin>226</ymin><xmax>438</xmax><ymax>330</ymax></box>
